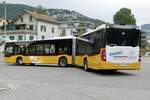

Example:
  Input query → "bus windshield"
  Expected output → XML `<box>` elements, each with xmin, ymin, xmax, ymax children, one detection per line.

<box><xmin>106</xmin><ymin>28</ymin><xmax>140</xmax><ymax>47</ymax></box>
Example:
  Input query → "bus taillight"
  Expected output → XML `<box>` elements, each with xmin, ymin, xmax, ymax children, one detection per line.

<box><xmin>101</xmin><ymin>50</ymin><xmax>106</xmax><ymax>61</ymax></box>
<box><xmin>139</xmin><ymin>50</ymin><xmax>141</xmax><ymax>62</ymax></box>
<box><xmin>139</xmin><ymin>55</ymin><xmax>141</xmax><ymax>62</ymax></box>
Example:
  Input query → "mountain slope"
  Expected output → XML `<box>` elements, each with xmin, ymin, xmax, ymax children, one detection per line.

<box><xmin>0</xmin><ymin>4</ymin><xmax>35</xmax><ymax>19</ymax></box>
<box><xmin>48</xmin><ymin>9</ymin><xmax>104</xmax><ymax>25</ymax></box>
<box><xmin>0</xmin><ymin>4</ymin><xmax>105</xmax><ymax>25</ymax></box>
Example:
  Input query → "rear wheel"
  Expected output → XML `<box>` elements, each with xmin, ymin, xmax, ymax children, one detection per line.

<box><xmin>16</xmin><ymin>57</ymin><xmax>23</xmax><ymax>65</ymax></box>
<box><xmin>59</xmin><ymin>57</ymin><xmax>68</xmax><ymax>67</ymax></box>
<box><xmin>30</xmin><ymin>63</ymin><xmax>35</xmax><ymax>66</ymax></box>
<box><xmin>84</xmin><ymin>58</ymin><xmax>89</xmax><ymax>71</ymax></box>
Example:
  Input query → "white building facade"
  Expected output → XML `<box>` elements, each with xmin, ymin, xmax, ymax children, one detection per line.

<box><xmin>59</xmin><ymin>21</ymin><xmax>94</xmax><ymax>37</ymax></box>
<box><xmin>0</xmin><ymin>10</ymin><xmax>59</xmax><ymax>41</ymax></box>
<box><xmin>37</xmin><ymin>21</ymin><xmax>59</xmax><ymax>40</ymax></box>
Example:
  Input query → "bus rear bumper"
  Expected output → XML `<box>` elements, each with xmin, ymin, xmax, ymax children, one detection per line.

<box><xmin>89</xmin><ymin>62</ymin><xmax>141</xmax><ymax>70</ymax></box>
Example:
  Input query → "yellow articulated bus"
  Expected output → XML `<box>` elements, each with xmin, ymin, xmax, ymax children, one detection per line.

<box><xmin>4</xmin><ymin>36</ymin><xmax>92</xmax><ymax>67</ymax></box>
<box><xmin>81</xmin><ymin>24</ymin><xmax>141</xmax><ymax>71</ymax></box>
<box><xmin>4</xmin><ymin>24</ymin><xmax>141</xmax><ymax>71</ymax></box>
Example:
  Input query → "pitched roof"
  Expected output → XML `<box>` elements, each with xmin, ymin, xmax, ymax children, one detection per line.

<box><xmin>25</xmin><ymin>10</ymin><xmax>58</xmax><ymax>23</ymax></box>
<box><xmin>12</xmin><ymin>10</ymin><xmax>58</xmax><ymax>24</ymax></box>
<box><xmin>0</xmin><ymin>18</ymin><xmax>7</xmax><ymax>26</ymax></box>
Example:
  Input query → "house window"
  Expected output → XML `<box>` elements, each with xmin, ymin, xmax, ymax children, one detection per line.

<box><xmin>29</xmin><ymin>35</ymin><xmax>34</xmax><ymax>40</ymax></box>
<box><xmin>2</xmin><ymin>36</ymin><xmax>5</xmax><ymax>38</ymax></box>
<box><xmin>21</xmin><ymin>17</ymin><xmax>23</xmax><ymax>22</ymax></box>
<box><xmin>51</xmin><ymin>27</ymin><xmax>55</xmax><ymax>33</ymax></box>
<box><xmin>41</xmin><ymin>25</ymin><xmax>46</xmax><ymax>32</ymax></box>
<box><xmin>9</xmin><ymin>36</ymin><xmax>15</xmax><ymax>40</ymax></box>
<box><xmin>29</xmin><ymin>16</ymin><xmax>32</xmax><ymax>22</ymax></box>
<box><xmin>41</xmin><ymin>35</ymin><xmax>45</xmax><ymax>40</ymax></box>
<box><xmin>29</xmin><ymin>25</ymin><xmax>33</xmax><ymax>30</ymax></box>
<box><xmin>68</xmin><ymin>23</ymin><xmax>73</xmax><ymax>27</ymax></box>
<box><xmin>18</xmin><ymin>35</ymin><xmax>23</xmax><ymax>40</ymax></box>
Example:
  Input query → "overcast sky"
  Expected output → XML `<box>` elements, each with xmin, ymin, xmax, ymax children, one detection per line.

<box><xmin>3</xmin><ymin>0</ymin><xmax>150</xmax><ymax>25</ymax></box>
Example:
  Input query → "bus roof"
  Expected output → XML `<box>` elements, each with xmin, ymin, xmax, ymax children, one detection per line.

<box><xmin>50</xmin><ymin>36</ymin><xmax>92</xmax><ymax>43</ymax></box>
<box><xmin>108</xmin><ymin>24</ymin><xmax>139</xmax><ymax>29</ymax></box>
<box><xmin>82</xmin><ymin>24</ymin><xmax>140</xmax><ymax>36</ymax></box>
<box><xmin>6</xmin><ymin>36</ymin><xmax>92</xmax><ymax>44</ymax></box>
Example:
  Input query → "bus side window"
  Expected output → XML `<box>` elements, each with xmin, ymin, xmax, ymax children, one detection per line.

<box><xmin>44</xmin><ymin>45</ymin><xmax>50</xmax><ymax>54</ymax></box>
<box><xmin>59</xmin><ymin>47</ymin><xmax>63</xmax><ymax>53</ymax></box>
<box><xmin>14</xmin><ymin>45</ymin><xmax>19</xmax><ymax>54</ymax></box>
<box><xmin>50</xmin><ymin>44</ymin><xmax>55</xmax><ymax>54</ymax></box>
<box><xmin>19</xmin><ymin>45</ymin><xmax>25</xmax><ymax>54</ymax></box>
<box><xmin>36</xmin><ymin>44</ymin><xmax>44</xmax><ymax>54</ymax></box>
<box><xmin>77</xmin><ymin>45</ymin><xmax>85</xmax><ymax>55</ymax></box>
<box><xmin>64</xmin><ymin>46</ymin><xmax>69</xmax><ymax>53</ymax></box>
<box><xmin>44</xmin><ymin>44</ymin><xmax>55</xmax><ymax>54</ymax></box>
<box><xmin>27</xmin><ymin>44</ymin><xmax>36</xmax><ymax>55</ymax></box>
<box><xmin>5</xmin><ymin>46</ymin><xmax>13</xmax><ymax>54</ymax></box>
<box><xmin>87</xmin><ymin>46</ymin><xmax>93</xmax><ymax>55</ymax></box>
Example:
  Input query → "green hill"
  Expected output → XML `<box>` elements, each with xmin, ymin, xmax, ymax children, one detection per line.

<box><xmin>48</xmin><ymin>9</ymin><xmax>104</xmax><ymax>26</ymax></box>
<box><xmin>0</xmin><ymin>3</ymin><xmax>105</xmax><ymax>26</ymax></box>
<box><xmin>0</xmin><ymin>3</ymin><xmax>35</xmax><ymax>19</ymax></box>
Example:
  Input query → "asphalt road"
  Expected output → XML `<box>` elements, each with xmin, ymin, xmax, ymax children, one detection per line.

<box><xmin>0</xmin><ymin>54</ymin><xmax>150</xmax><ymax>100</ymax></box>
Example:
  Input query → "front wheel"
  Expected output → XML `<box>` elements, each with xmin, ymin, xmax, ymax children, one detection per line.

<box><xmin>16</xmin><ymin>58</ymin><xmax>23</xmax><ymax>65</ymax></box>
<box><xmin>59</xmin><ymin>57</ymin><xmax>68</xmax><ymax>67</ymax></box>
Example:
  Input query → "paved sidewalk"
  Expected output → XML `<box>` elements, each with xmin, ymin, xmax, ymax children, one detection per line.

<box><xmin>0</xmin><ymin>79</ymin><xmax>150</xmax><ymax>100</ymax></box>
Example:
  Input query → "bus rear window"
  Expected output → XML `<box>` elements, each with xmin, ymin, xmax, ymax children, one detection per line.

<box><xmin>106</xmin><ymin>28</ymin><xmax>140</xmax><ymax>47</ymax></box>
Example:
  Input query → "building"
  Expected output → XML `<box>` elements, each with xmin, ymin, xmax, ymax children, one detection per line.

<box><xmin>140</xmin><ymin>29</ymin><xmax>150</xmax><ymax>50</ymax></box>
<box><xmin>0</xmin><ymin>18</ymin><xmax>7</xmax><ymax>42</ymax></box>
<box><xmin>59</xmin><ymin>21</ymin><xmax>94</xmax><ymax>37</ymax></box>
<box><xmin>141</xmin><ymin>24</ymin><xmax>150</xmax><ymax>44</ymax></box>
<box><xmin>0</xmin><ymin>10</ymin><xmax>59</xmax><ymax>41</ymax></box>
<box><xmin>141</xmin><ymin>31</ymin><xmax>147</xmax><ymax>43</ymax></box>
<box><xmin>141</xmin><ymin>29</ymin><xmax>150</xmax><ymax>43</ymax></box>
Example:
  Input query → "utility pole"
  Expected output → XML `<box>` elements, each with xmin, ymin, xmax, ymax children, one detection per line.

<box><xmin>3</xmin><ymin>0</ymin><xmax>6</xmax><ymax>41</ymax></box>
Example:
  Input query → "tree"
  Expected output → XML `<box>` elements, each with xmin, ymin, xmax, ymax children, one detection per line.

<box><xmin>113</xmin><ymin>8</ymin><xmax>136</xmax><ymax>25</ymax></box>
<box><xmin>60</xmin><ymin>29</ymin><xmax>66</xmax><ymax>37</ymax></box>
<box><xmin>78</xmin><ymin>23</ymin><xmax>86</xmax><ymax>36</ymax></box>
<box><xmin>94</xmin><ymin>20</ymin><xmax>104</xmax><ymax>29</ymax></box>
<box><xmin>78</xmin><ymin>29</ymin><xmax>85</xmax><ymax>36</ymax></box>
<box><xmin>36</xmin><ymin>5</ymin><xmax>49</xmax><ymax>15</ymax></box>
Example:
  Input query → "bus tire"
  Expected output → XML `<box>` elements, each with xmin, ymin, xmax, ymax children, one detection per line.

<box><xmin>84</xmin><ymin>58</ymin><xmax>89</xmax><ymax>71</ymax></box>
<box><xmin>16</xmin><ymin>57</ymin><xmax>23</xmax><ymax>65</ymax></box>
<box><xmin>59</xmin><ymin>57</ymin><xmax>68</xmax><ymax>67</ymax></box>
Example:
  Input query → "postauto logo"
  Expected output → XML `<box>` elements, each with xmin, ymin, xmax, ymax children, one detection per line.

<box><xmin>109</xmin><ymin>50</ymin><xmax>123</xmax><ymax>56</ymax></box>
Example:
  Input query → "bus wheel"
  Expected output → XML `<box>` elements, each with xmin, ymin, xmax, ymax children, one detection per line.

<box><xmin>84</xmin><ymin>59</ymin><xmax>89</xmax><ymax>71</ymax></box>
<box><xmin>16</xmin><ymin>57</ymin><xmax>23</xmax><ymax>65</ymax></box>
<box><xmin>59</xmin><ymin>57</ymin><xmax>68</xmax><ymax>67</ymax></box>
